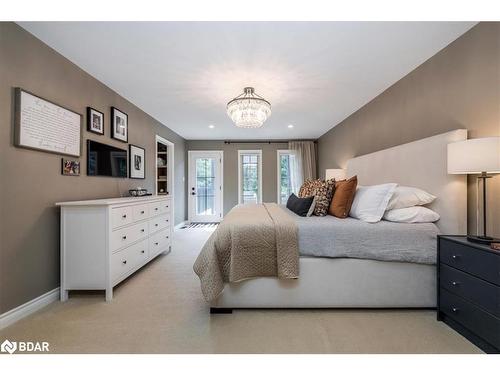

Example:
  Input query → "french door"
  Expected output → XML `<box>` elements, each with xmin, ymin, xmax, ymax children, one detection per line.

<box><xmin>188</xmin><ymin>151</ymin><xmax>223</xmax><ymax>223</ymax></box>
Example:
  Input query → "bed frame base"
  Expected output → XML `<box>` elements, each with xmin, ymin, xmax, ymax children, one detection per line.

<box><xmin>210</xmin><ymin>307</ymin><xmax>233</xmax><ymax>314</ymax></box>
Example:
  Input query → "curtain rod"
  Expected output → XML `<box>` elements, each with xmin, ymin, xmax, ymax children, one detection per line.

<box><xmin>223</xmin><ymin>140</ymin><xmax>317</xmax><ymax>145</ymax></box>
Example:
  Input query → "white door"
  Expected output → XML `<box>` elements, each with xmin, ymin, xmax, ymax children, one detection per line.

<box><xmin>188</xmin><ymin>151</ymin><xmax>223</xmax><ymax>223</ymax></box>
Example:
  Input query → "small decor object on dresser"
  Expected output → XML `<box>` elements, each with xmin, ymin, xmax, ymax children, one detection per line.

<box><xmin>437</xmin><ymin>235</ymin><xmax>500</xmax><ymax>353</ymax></box>
<box><xmin>129</xmin><ymin>144</ymin><xmax>145</xmax><ymax>179</ymax></box>
<box><xmin>61</xmin><ymin>158</ymin><xmax>80</xmax><ymax>176</ymax></box>
<box><xmin>87</xmin><ymin>107</ymin><xmax>104</xmax><ymax>135</ymax></box>
<box><xmin>111</xmin><ymin>107</ymin><xmax>128</xmax><ymax>142</ymax></box>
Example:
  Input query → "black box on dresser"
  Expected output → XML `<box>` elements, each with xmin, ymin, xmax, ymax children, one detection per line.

<box><xmin>437</xmin><ymin>235</ymin><xmax>500</xmax><ymax>353</ymax></box>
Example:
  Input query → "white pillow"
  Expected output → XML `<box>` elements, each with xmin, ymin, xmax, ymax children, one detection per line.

<box><xmin>349</xmin><ymin>183</ymin><xmax>397</xmax><ymax>223</ymax></box>
<box><xmin>386</xmin><ymin>186</ymin><xmax>436</xmax><ymax>210</ymax></box>
<box><xmin>306</xmin><ymin>196</ymin><xmax>317</xmax><ymax>217</ymax></box>
<box><xmin>383</xmin><ymin>206</ymin><xmax>440</xmax><ymax>223</ymax></box>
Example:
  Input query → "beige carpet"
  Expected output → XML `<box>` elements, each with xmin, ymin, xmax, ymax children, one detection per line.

<box><xmin>0</xmin><ymin>228</ymin><xmax>482</xmax><ymax>354</ymax></box>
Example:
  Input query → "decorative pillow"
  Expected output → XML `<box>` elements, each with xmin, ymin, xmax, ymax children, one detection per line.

<box><xmin>386</xmin><ymin>186</ymin><xmax>436</xmax><ymax>210</ymax></box>
<box><xmin>298</xmin><ymin>179</ymin><xmax>316</xmax><ymax>198</ymax></box>
<box><xmin>306</xmin><ymin>195</ymin><xmax>318</xmax><ymax>217</ymax></box>
<box><xmin>310</xmin><ymin>179</ymin><xmax>336</xmax><ymax>216</ymax></box>
<box><xmin>298</xmin><ymin>179</ymin><xmax>335</xmax><ymax>216</ymax></box>
<box><xmin>286</xmin><ymin>193</ymin><xmax>315</xmax><ymax>217</ymax></box>
<box><xmin>328</xmin><ymin>176</ymin><xmax>358</xmax><ymax>218</ymax></box>
<box><xmin>349</xmin><ymin>183</ymin><xmax>397</xmax><ymax>223</ymax></box>
<box><xmin>383</xmin><ymin>206</ymin><xmax>440</xmax><ymax>223</ymax></box>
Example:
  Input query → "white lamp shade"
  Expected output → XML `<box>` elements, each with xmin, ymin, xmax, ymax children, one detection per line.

<box><xmin>325</xmin><ymin>168</ymin><xmax>346</xmax><ymax>181</ymax></box>
<box><xmin>447</xmin><ymin>137</ymin><xmax>500</xmax><ymax>174</ymax></box>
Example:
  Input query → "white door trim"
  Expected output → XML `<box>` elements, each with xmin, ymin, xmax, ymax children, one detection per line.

<box><xmin>188</xmin><ymin>150</ymin><xmax>224</xmax><ymax>223</ymax></box>
<box><xmin>155</xmin><ymin>135</ymin><xmax>174</xmax><ymax>222</ymax></box>
<box><xmin>238</xmin><ymin>149</ymin><xmax>263</xmax><ymax>205</ymax></box>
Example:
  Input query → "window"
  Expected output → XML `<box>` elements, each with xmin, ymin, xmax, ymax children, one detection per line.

<box><xmin>238</xmin><ymin>150</ymin><xmax>262</xmax><ymax>204</ymax></box>
<box><xmin>277</xmin><ymin>150</ymin><xmax>297</xmax><ymax>204</ymax></box>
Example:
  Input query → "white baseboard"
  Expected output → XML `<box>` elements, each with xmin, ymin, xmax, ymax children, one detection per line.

<box><xmin>174</xmin><ymin>220</ymin><xmax>188</xmax><ymax>230</ymax></box>
<box><xmin>0</xmin><ymin>288</ymin><xmax>59</xmax><ymax>330</ymax></box>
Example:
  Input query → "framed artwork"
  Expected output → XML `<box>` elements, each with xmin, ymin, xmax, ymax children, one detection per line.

<box><xmin>15</xmin><ymin>88</ymin><xmax>81</xmax><ymax>157</ymax></box>
<box><xmin>129</xmin><ymin>144</ymin><xmax>145</xmax><ymax>179</ymax></box>
<box><xmin>87</xmin><ymin>107</ymin><xmax>104</xmax><ymax>135</ymax></box>
<box><xmin>61</xmin><ymin>158</ymin><xmax>80</xmax><ymax>176</ymax></box>
<box><xmin>111</xmin><ymin>107</ymin><xmax>128</xmax><ymax>142</ymax></box>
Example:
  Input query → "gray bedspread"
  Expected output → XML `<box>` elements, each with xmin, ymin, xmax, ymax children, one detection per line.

<box><xmin>283</xmin><ymin>207</ymin><xmax>439</xmax><ymax>264</ymax></box>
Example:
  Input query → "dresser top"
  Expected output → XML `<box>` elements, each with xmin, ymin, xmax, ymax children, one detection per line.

<box><xmin>55</xmin><ymin>195</ymin><xmax>170</xmax><ymax>207</ymax></box>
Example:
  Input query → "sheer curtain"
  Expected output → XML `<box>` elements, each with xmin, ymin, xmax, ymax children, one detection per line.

<box><xmin>288</xmin><ymin>141</ymin><xmax>317</xmax><ymax>194</ymax></box>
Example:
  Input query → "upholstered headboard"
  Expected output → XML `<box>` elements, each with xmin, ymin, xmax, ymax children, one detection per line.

<box><xmin>346</xmin><ymin>129</ymin><xmax>467</xmax><ymax>234</ymax></box>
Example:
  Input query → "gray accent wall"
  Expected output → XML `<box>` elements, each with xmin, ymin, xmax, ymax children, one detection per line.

<box><xmin>317</xmin><ymin>22</ymin><xmax>500</xmax><ymax>238</ymax></box>
<box><xmin>186</xmin><ymin>141</ymin><xmax>289</xmax><ymax>216</ymax></box>
<box><xmin>0</xmin><ymin>23</ymin><xmax>187</xmax><ymax>314</ymax></box>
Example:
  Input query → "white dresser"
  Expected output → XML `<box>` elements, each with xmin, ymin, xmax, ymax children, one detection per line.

<box><xmin>56</xmin><ymin>196</ymin><xmax>172</xmax><ymax>301</ymax></box>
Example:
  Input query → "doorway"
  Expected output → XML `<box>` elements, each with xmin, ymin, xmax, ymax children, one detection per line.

<box><xmin>188</xmin><ymin>151</ymin><xmax>223</xmax><ymax>223</ymax></box>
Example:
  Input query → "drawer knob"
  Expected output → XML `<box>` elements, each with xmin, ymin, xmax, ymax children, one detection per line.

<box><xmin>155</xmin><ymin>224</ymin><xmax>159</xmax><ymax>227</ymax></box>
<box><xmin>166</xmin><ymin>219</ymin><xmax>169</xmax><ymax>222</ymax></box>
<box><xmin>155</xmin><ymin>208</ymin><xmax>159</xmax><ymax>211</ymax></box>
<box><xmin>452</xmin><ymin>307</ymin><xmax>459</xmax><ymax>313</ymax></box>
<box><xmin>122</xmin><ymin>235</ymin><xmax>127</xmax><ymax>240</ymax></box>
<box><xmin>141</xmin><ymin>210</ymin><xmax>145</xmax><ymax>214</ymax></box>
<box><xmin>451</xmin><ymin>281</ymin><xmax>460</xmax><ymax>287</ymax></box>
<box><xmin>155</xmin><ymin>242</ymin><xmax>159</xmax><ymax>246</ymax></box>
<box><xmin>122</xmin><ymin>260</ymin><xmax>127</xmax><ymax>265</ymax></box>
<box><xmin>166</xmin><ymin>236</ymin><xmax>169</xmax><ymax>239</ymax></box>
<box><xmin>122</xmin><ymin>214</ymin><xmax>127</xmax><ymax>218</ymax></box>
<box><xmin>141</xmin><ymin>250</ymin><xmax>145</xmax><ymax>254</ymax></box>
<box><xmin>452</xmin><ymin>255</ymin><xmax>460</xmax><ymax>260</ymax></box>
<box><xmin>166</xmin><ymin>205</ymin><xmax>169</xmax><ymax>208</ymax></box>
<box><xmin>141</xmin><ymin>229</ymin><xmax>145</xmax><ymax>232</ymax></box>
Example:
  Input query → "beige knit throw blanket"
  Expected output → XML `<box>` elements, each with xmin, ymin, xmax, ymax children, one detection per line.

<box><xmin>193</xmin><ymin>203</ymin><xmax>299</xmax><ymax>301</ymax></box>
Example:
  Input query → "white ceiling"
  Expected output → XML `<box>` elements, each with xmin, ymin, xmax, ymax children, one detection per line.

<box><xmin>19</xmin><ymin>22</ymin><xmax>476</xmax><ymax>140</ymax></box>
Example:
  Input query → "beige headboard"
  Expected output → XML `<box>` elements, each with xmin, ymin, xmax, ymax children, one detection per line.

<box><xmin>346</xmin><ymin>129</ymin><xmax>467</xmax><ymax>234</ymax></box>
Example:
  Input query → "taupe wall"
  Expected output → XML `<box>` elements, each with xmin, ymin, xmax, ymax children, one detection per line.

<box><xmin>186</xmin><ymin>141</ymin><xmax>289</xmax><ymax>215</ymax></box>
<box><xmin>0</xmin><ymin>23</ymin><xmax>187</xmax><ymax>314</ymax></box>
<box><xmin>317</xmin><ymin>22</ymin><xmax>500</xmax><ymax>238</ymax></box>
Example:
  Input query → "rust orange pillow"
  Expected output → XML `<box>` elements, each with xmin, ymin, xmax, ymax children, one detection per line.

<box><xmin>329</xmin><ymin>175</ymin><xmax>358</xmax><ymax>218</ymax></box>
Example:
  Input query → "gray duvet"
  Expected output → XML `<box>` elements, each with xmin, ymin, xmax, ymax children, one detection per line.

<box><xmin>283</xmin><ymin>207</ymin><xmax>439</xmax><ymax>265</ymax></box>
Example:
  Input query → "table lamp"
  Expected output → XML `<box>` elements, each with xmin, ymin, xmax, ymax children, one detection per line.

<box><xmin>448</xmin><ymin>137</ymin><xmax>500</xmax><ymax>244</ymax></box>
<box><xmin>325</xmin><ymin>169</ymin><xmax>346</xmax><ymax>181</ymax></box>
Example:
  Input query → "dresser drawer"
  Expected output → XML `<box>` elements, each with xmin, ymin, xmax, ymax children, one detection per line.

<box><xmin>440</xmin><ymin>288</ymin><xmax>500</xmax><ymax>349</ymax></box>
<box><xmin>111</xmin><ymin>206</ymin><xmax>133</xmax><ymax>229</ymax></box>
<box><xmin>149</xmin><ymin>228</ymin><xmax>171</xmax><ymax>258</ymax></box>
<box><xmin>111</xmin><ymin>239</ymin><xmax>148</xmax><ymax>282</ymax></box>
<box><xmin>111</xmin><ymin>221</ymin><xmax>149</xmax><ymax>252</ymax></box>
<box><xmin>132</xmin><ymin>204</ymin><xmax>149</xmax><ymax>222</ymax></box>
<box><xmin>149</xmin><ymin>214</ymin><xmax>170</xmax><ymax>234</ymax></box>
<box><xmin>440</xmin><ymin>264</ymin><xmax>500</xmax><ymax>317</ymax></box>
<box><xmin>440</xmin><ymin>239</ymin><xmax>500</xmax><ymax>286</ymax></box>
<box><xmin>149</xmin><ymin>200</ymin><xmax>171</xmax><ymax>216</ymax></box>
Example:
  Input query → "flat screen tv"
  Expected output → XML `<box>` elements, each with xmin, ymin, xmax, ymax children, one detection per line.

<box><xmin>87</xmin><ymin>140</ymin><xmax>127</xmax><ymax>178</ymax></box>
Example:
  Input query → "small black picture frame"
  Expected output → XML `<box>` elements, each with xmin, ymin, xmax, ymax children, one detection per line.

<box><xmin>111</xmin><ymin>107</ymin><xmax>128</xmax><ymax>143</ymax></box>
<box><xmin>129</xmin><ymin>144</ymin><xmax>145</xmax><ymax>179</ymax></box>
<box><xmin>87</xmin><ymin>107</ymin><xmax>104</xmax><ymax>135</ymax></box>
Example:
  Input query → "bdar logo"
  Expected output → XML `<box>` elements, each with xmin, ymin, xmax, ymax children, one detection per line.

<box><xmin>1</xmin><ymin>340</ymin><xmax>17</xmax><ymax>354</ymax></box>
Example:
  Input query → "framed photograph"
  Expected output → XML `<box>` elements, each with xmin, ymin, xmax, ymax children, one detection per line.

<box><xmin>129</xmin><ymin>144</ymin><xmax>145</xmax><ymax>179</ymax></box>
<box><xmin>111</xmin><ymin>107</ymin><xmax>128</xmax><ymax>142</ymax></box>
<box><xmin>61</xmin><ymin>158</ymin><xmax>80</xmax><ymax>176</ymax></box>
<box><xmin>87</xmin><ymin>107</ymin><xmax>104</xmax><ymax>135</ymax></box>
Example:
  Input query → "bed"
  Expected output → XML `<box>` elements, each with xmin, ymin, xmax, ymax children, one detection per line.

<box><xmin>200</xmin><ymin>129</ymin><xmax>468</xmax><ymax>311</ymax></box>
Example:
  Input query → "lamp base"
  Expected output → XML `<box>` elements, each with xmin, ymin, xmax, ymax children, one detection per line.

<box><xmin>467</xmin><ymin>235</ymin><xmax>499</xmax><ymax>245</ymax></box>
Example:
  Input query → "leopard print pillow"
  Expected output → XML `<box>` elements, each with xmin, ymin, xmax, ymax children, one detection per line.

<box><xmin>298</xmin><ymin>179</ymin><xmax>335</xmax><ymax>216</ymax></box>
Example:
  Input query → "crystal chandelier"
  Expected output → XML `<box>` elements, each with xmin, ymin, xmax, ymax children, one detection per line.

<box><xmin>226</xmin><ymin>87</ymin><xmax>271</xmax><ymax>128</ymax></box>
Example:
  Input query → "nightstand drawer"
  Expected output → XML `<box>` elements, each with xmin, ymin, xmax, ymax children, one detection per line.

<box><xmin>440</xmin><ymin>288</ymin><xmax>500</xmax><ymax>349</ymax></box>
<box><xmin>440</xmin><ymin>239</ymin><xmax>500</xmax><ymax>286</ymax></box>
<box><xmin>440</xmin><ymin>264</ymin><xmax>500</xmax><ymax>317</ymax></box>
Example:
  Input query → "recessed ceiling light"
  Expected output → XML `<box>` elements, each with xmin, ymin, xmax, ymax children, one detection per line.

<box><xmin>288</xmin><ymin>124</ymin><xmax>294</xmax><ymax>128</ymax></box>
<box><xmin>208</xmin><ymin>124</ymin><xmax>215</xmax><ymax>129</ymax></box>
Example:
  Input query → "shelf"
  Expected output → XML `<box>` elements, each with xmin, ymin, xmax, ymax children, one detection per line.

<box><xmin>157</xmin><ymin>166</ymin><xmax>167</xmax><ymax>168</ymax></box>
